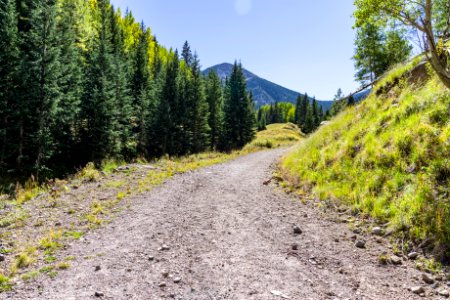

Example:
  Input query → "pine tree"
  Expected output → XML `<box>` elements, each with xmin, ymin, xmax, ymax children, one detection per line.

<box><xmin>222</xmin><ymin>62</ymin><xmax>255</xmax><ymax>150</ymax></box>
<box><xmin>0</xmin><ymin>0</ymin><xmax>20</xmax><ymax>171</ymax></box>
<box><xmin>146</xmin><ymin>42</ymin><xmax>164</xmax><ymax>155</ymax></box>
<box><xmin>181</xmin><ymin>40</ymin><xmax>193</xmax><ymax>67</ymax></box>
<box><xmin>22</xmin><ymin>0</ymin><xmax>61</xmax><ymax>177</ymax></box>
<box><xmin>109</xmin><ymin>5</ymin><xmax>132</xmax><ymax>159</ymax></box>
<box><xmin>294</xmin><ymin>95</ymin><xmax>301</xmax><ymax>124</ymax></box>
<box><xmin>52</xmin><ymin>0</ymin><xmax>83</xmax><ymax>170</ymax></box>
<box><xmin>130</xmin><ymin>23</ymin><xmax>151</xmax><ymax>155</ymax></box>
<box><xmin>311</xmin><ymin>97</ymin><xmax>320</xmax><ymax>128</ymax></box>
<box><xmin>153</xmin><ymin>50</ymin><xmax>179</xmax><ymax>155</ymax></box>
<box><xmin>303</xmin><ymin>103</ymin><xmax>315</xmax><ymax>134</ymax></box>
<box><xmin>205</xmin><ymin>70</ymin><xmax>223</xmax><ymax>150</ymax></box>
<box><xmin>297</xmin><ymin>94</ymin><xmax>309</xmax><ymax>128</ymax></box>
<box><xmin>186</xmin><ymin>53</ymin><xmax>210</xmax><ymax>153</ymax></box>
<box><xmin>79</xmin><ymin>0</ymin><xmax>117</xmax><ymax>163</ymax></box>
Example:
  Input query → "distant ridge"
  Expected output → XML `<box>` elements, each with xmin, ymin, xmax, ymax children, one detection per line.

<box><xmin>203</xmin><ymin>63</ymin><xmax>333</xmax><ymax>110</ymax></box>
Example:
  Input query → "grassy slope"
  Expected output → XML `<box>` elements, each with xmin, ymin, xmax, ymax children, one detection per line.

<box><xmin>282</xmin><ymin>59</ymin><xmax>450</xmax><ymax>254</ymax></box>
<box><xmin>0</xmin><ymin>123</ymin><xmax>302</xmax><ymax>291</ymax></box>
<box><xmin>244</xmin><ymin>123</ymin><xmax>303</xmax><ymax>152</ymax></box>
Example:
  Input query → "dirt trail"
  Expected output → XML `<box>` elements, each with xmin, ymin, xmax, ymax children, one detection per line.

<box><xmin>8</xmin><ymin>149</ymin><xmax>427</xmax><ymax>299</ymax></box>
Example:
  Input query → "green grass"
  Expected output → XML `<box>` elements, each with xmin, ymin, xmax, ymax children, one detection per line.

<box><xmin>0</xmin><ymin>274</ymin><xmax>11</xmax><ymax>292</ymax></box>
<box><xmin>76</xmin><ymin>162</ymin><xmax>101</xmax><ymax>182</ymax></box>
<box><xmin>282</xmin><ymin>61</ymin><xmax>450</xmax><ymax>256</ymax></box>
<box><xmin>243</xmin><ymin>123</ymin><xmax>303</xmax><ymax>152</ymax></box>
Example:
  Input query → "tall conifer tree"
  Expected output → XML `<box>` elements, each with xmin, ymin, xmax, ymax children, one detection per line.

<box><xmin>206</xmin><ymin>70</ymin><xmax>223</xmax><ymax>150</ymax></box>
<box><xmin>0</xmin><ymin>0</ymin><xmax>20</xmax><ymax>171</ymax></box>
<box><xmin>23</xmin><ymin>0</ymin><xmax>61</xmax><ymax>176</ymax></box>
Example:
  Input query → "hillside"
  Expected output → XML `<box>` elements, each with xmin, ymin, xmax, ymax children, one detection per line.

<box><xmin>282</xmin><ymin>57</ymin><xmax>450</xmax><ymax>257</ymax></box>
<box><xmin>203</xmin><ymin>63</ymin><xmax>333</xmax><ymax>109</ymax></box>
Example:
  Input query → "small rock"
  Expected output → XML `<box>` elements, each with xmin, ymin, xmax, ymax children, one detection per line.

<box><xmin>411</xmin><ymin>286</ymin><xmax>425</xmax><ymax>294</ymax></box>
<box><xmin>423</xmin><ymin>273</ymin><xmax>435</xmax><ymax>284</ymax></box>
<box><xmin>148</xmin><ymin>256</ymin><xmax>154</xmax><ymax>261</ymax></box>
<box><xmin>355</xmin><ymin>240</ymin><xmax>366</xmax><ymax>248</ymax></box>
<box><xmin>94</xmin><ymin>292</ymin><xmax>104</xmax><ymax>297</ymax></box>
<box><xmin>169</xmin><ymin>294</ymin><xmax>176</xmax><ymax>298</ymax></box>
<box><xmin>431</xmin><ymin>282</ymin><xmax>440</xmax><ymax>289</ymax></box>
<box><xmin>371</xmin><ymin>227</ymin><xmax>383</xmax><ymax>236</ymax></box>
<box><xmin>353</xmin><ymin>228</ymin><xmax>362</xmax><ymax>234</ymax></box>
<box><xmin>159</xmin><ymin>282</ymin><xmax>166</xmax><ymax>288</ymax></box>
<box><xmin>160</xmin><ymin>245</ymin><xmax>170</xmax><ymax>251</ymax></box>
<box><xmin>173</xmin><ymin>277</ymin><xmax>181</xmax><ymax>283</ymax></box>
<box><xmin>435</xmin><ymin>275</ymin><xmax>443</xmax><ymax>281</ymax></box>
<box><xmin>407</xmin><ymin>252</ymin><xmax>419</xmax><ymax>260</ymax></box>
<box><xmin>292</xmin><ymin>244</ymin><xmax>298</xmax><ymax>251</ymax></box>
<box><xmin>447</xmin><ymin>281</ymin><xmax>450</xmax><ymax>287</ymax></box>
<box><xmin>293</xmin><ymin>226</ymin><xmax>303</xmax><ymax>235</ymax></box>
<box><xmin>390</xmin><ymin>255</ymin><xmax>402</xmax><ymax>265</ymax></box>
<box><xmin>0</xmin><ymin>254</ymin><xmax>5</xmax><ymax>262</ymax></box>
<box><xmin>162</xmin><ymin>271</ymin><xmax>169</xmax><ymax>278</ymax></box>
<box><xmin>439</xmin><ymin>289</ymin><xmax>450</xmax><ymax>297</ymax></box>
<box><xmin>94</xmin><ymin>266</ymin><xmax>101</xmax><ymax>272</ymax></box>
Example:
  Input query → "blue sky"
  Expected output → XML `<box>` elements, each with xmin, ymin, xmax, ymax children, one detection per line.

<box><xmin>110</xmin><ymin>0</ymin><xmax>359</xmax><ymax>100</ymax></box>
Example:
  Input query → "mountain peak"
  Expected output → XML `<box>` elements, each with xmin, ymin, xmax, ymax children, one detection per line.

<box><xmin>203</xmin><ymin>63</ymin><xmax>332</xmax><ymax>109</ymax></box>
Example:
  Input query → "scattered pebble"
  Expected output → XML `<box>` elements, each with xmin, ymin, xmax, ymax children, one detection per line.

<box><xmin>174</xmin><ymin>277</ymin><xmax>181</xmax><ymax>283</ymax></box>
<box><xmin>94</xmin><ymin>291</ymin><xmax>104</xmax><ymax>297</ymax></box>
<box><xmin>390</xmin><ymin>255</ymin><xmax>402</xmax><ymax>265</ymax></box>
<box><xmin>0</xmin><ymin>254</ymin><xmax>5</xmax><ymax>262</ymax></box>
<box><xmin>293</xmin><ymin>226</ymin><xmax>302</xmax><ymax>235</ymax></box>
<box><xmin>95</xmin><ymin>266</ymin><xmax>101</xmax><ymax>272</ymax></box>
<box><xmin>411</xmin><ymin>286</ymin><xmax>424</xmax><ymax>295</ymax></box>
<box><xmin>353</xmin><ymin>228</ymin><xmax>361</xmax><ymax>234</ymax></box>
<box><xmin>407</xmin><ymin>252</ymin><xmax>419</xmax><ymax>260</ymax></box>
<box><xmin>422</xmin><ymin>273</ymin><xmax>435</xmax><ymax>284</ymax></box>
<box><xmin>371</xmin><ymin>227</ymin><xmax>382</xmax><ymax>236</ymax></box>
<box><xmin>159</xmin><ymin>282</ymin><xmax>167</xmax><ymax>288</ymax></box>
<box><xmin>355</xmin><ymin>240</ymin><xmax>366</xmax><ymax>248</ymax></box>
<box><xmin>162</xmin><ymin>271</ymin><xmax>169</xmax><ymax>278</ymax></box>
<box><xmin>160</xmin><ymin>245</ymin><xmax>170</xmax><ymax>251</ymax></box>
<box><xmin>439</xmin><ymin>289</ymin><xmax>450</xmax><ymax>297</ymax></box>
<box><xmin>291</xmin><ymin>244</ymin><xmax>298</xmax><ymax>251</ymax></box>
<box><xmin>148</xmin><ymin>256</ymin><xmax>155</xmax><ymax>261</ymax></box>
<box><xmin>435</xmin><ymin>275</ymin><xmax>443</xmax><ymax>281</ymax></box>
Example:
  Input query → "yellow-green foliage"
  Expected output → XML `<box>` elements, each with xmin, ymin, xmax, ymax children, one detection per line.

<box><xmin>76</xmin><ymin>162</ymin><xmax>101</xmax><ymax>182</ymax></box>
<box><xmin>15</xmin><ymin>179</ymin><xmax>43</xmax><ymax>205</ymax></box>
<box><xmin>0</xmin><ymin>274</ymin><xmax>11</xmax><ymax>292</ymax></box>
<box><xmin>39</xmin><ymin>231</ymin><xmax>63</xmax><ymax>252</ymax></box>
<box><xmin>283</xmin><ymin>62</ymin><xmax>450</xmax><ymax>248</ymax></box>
<box><xmin>244</xmin><ymin>123</ymin><xmax>302</xmax><ymax>152</ymax></box>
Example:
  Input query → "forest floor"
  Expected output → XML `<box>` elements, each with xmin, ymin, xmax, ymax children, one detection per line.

<box><xmin>4</xmin><ymin>148</ymin><xmax>442</xmax><ymax>300</ymax></box>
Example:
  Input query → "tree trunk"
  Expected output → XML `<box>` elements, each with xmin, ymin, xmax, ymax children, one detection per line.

<box><xmin>0</xmin><ymin>116</ymin><xmax>7</xmax><ymax>168</ymax></box>
<box><xmin>423</xmin><ymin>0</ymin><xmax>450</xmax><ymax>89</ymax></box>
<box><xmin>17</xmin><ymin>118</ymin><xmax>23</xmax><ymax>171</ymax></box>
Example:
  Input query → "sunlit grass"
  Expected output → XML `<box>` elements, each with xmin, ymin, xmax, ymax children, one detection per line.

<box><xmin>282</xmin><ymin>61</ymin><xmax>450</xmax><ymax>252</ymax></box>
